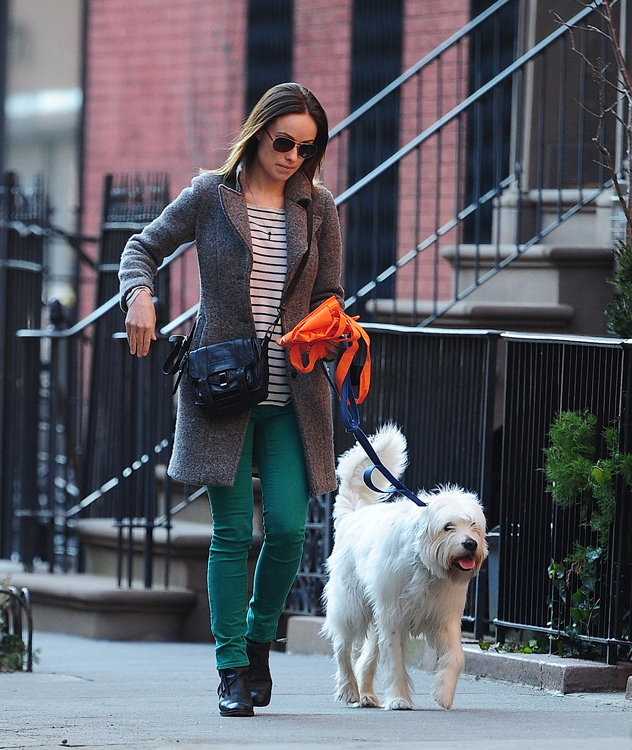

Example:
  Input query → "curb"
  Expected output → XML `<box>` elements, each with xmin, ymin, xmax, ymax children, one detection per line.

<box><xmin>286</xmin><ymin>615</ymin><xmax>632</xmax><ymax>695</ymax></box>
<box><xmin>462</xmin><ymin>643</ymin><xmax>632</xmax><ymax>694</ymax></box>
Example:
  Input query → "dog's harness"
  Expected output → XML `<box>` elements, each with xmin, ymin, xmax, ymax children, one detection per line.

<box><xmin>278</xmin><ymin>301</ymin><xmax>427</xmax><ymax>507</ymax></box>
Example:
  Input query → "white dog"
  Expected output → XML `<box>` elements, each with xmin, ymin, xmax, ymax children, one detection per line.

<box><xmin>321</xmin><ymin>424</ymin><xmax>487</xmax><ymax>711</ymax></box>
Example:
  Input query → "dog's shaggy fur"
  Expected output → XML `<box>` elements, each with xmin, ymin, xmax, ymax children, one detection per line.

<box><xmin>321</xmin><ymin>424</ymin><xmax>488</xmax><ymax>711</ymax></box>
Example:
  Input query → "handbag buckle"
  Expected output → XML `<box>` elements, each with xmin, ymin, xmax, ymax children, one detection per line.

<box><xmin>218</xmin><ymin>371</ymin><xmax>229</xmax><ymax>387</ymax></box>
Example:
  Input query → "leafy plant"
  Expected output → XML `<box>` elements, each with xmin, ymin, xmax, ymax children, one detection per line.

<box><xmin>479</xmin><ymin>638</ymin><xmax>548</xmax><ymax>655</ymax></box>
<box><xmin>0</xmin><ymin>631</ymin><xmax>28</xmax><ymax>672</ymax></box>
<box><xmin>543</xmin><ymin>410</ymin><xmax>632</xmax><ymax>659</ymax></box>
<box><xmin>607</xmin><ymin>242</ymin><xmax>632</xmax><ymax>338</ymax></box>
<box><xmin>0</xmin><ymin>578</ymin><xmax>35</xmax><ymax>672</ymax></box>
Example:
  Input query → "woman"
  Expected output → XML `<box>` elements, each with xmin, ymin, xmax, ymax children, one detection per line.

<box><xmin>119</xmin><ymin>83</ymin><xmax>343</xmax><ymax>717</ymax></box>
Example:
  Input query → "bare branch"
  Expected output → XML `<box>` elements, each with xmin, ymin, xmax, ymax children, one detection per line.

<box><xmin>593</xmin><ymin>137</ymin><xmax>632</xmax><ymax>228</ymax></box>
<box><xmin>601</xmin><ymin>0</ymin><xmax>632</xmax><ymax>96</ymax></box>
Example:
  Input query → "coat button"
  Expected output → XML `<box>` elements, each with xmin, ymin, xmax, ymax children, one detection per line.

<box><xmin>291</xmin><ymin>370</ymin><xmax>297</xmax><ymax>379</ymax></box>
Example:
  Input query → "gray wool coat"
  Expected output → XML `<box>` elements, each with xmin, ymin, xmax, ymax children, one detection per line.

<box><xmin>119</xmin><ymin>168</ymin><xmax>344</xmax><ymax>496</ymax></box>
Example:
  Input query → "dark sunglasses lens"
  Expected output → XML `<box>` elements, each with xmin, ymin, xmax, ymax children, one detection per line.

<box><xmin>272</xmin><ymin>137</ymin><xmax>318</xmax><ymax>159</ymax></box>
<box><xmin>298</xmin><ymin>143</ymin><xmax>318</xmax><ymax>159</ymax></box>
<box><xmin>272</xmin><ymin>137</ymin><xmax>295</xmax><ymax>153</ymax></box>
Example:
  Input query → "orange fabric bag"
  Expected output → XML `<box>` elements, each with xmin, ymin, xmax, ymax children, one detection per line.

<box><xmin>276</xmin><ymin>296</ymin><xmax>370</xmax><ymax>403</ymax></box>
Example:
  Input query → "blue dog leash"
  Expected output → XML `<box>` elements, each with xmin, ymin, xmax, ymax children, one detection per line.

<box><xmin>322</xmin><ymin>361</ymin><xmax>427</xmax><ymax>507</ymax></box>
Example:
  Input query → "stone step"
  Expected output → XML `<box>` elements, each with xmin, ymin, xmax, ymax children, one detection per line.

<box><xmin>1</xmin><ymin>570</ymin><xmax>196</xmax><ymax>642</ymax></box>
<box><xmin>371</xmin><ymin>243</ymin><xmax>613</xmax><ymax>336</ymax></box>
<box><xmin>74</xmin><ymin>518</ymin><xmax>263</xmax><ymax>642</ymax></box>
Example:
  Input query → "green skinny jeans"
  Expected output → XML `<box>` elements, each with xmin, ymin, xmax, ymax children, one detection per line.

<box><xmin>206</xmin><ymin>402</ymin><xmax>310</xmax><ymax>669</ymax></box>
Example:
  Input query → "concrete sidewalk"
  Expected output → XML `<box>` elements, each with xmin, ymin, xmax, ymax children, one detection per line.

<box><xmin>2</xmin><ymin>632</ymin><xmax>631</xmax><ymax>750</ymax></box>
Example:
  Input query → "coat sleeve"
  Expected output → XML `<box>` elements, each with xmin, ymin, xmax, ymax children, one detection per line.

<box><xmin>310</xmin><ymin>186</ymin><xmax>345</xmax><ymax>311</ymax></box>
<box><xmin>118</xmin><ymin>180</ymin><xmax>199</xmax><ymax>311</ymax></box>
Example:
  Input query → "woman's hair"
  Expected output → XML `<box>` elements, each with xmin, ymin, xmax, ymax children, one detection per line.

<box><xmin>211</xmin><ymin>82</ymin><xmax>329</xmax><ymax>186</ymax></box>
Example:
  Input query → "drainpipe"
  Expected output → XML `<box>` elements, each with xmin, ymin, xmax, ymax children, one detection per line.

<box><xmin>74</xmin><ymin>0</ymin><xmax>90</xmax><ymax>320</ymax></box>
<box><xmin>0</xmin><ymin>0</ymin><xmax>9</xmax><ymax>556</ymax></box>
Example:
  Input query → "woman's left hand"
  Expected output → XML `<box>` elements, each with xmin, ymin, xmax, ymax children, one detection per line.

<box><xmin>323</xmin><ymin>340</ymin><xmax>343</xmax><ymax>362</ymax></box>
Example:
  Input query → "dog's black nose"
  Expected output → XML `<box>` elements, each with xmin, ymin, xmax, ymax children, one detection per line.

<box><xmin>462</xmin><ymin>538</ymin><xmax>478</xmax><ymax>553</ymax></box>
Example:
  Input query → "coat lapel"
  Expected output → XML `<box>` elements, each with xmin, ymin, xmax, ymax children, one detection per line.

<box><xmin>284</xmin><ymin>171</ymin><xmax>321</xmax><ymax>288</ymax></box>
<box><xmin>218</xmin><ymin>182</ymin><xmax>252</xmax><ymax>252</ymax></box>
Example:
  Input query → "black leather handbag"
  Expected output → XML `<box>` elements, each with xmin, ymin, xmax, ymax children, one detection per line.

<box><xmin>163</xmin><ymin>202</ymin><xmax>313</xmax><ymax>417</ymax></box>
<box><xmin>186</xmin><ymin>335</ymin><xmax>269</xmax><ymax>416</ymax></box>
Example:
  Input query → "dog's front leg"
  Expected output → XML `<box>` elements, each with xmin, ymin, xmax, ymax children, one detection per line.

<box><xmin>332</xmin><ymin>636</ymin><xmax>361</xmax><ymax>705</ymax></box>
<box><xmin>429</xmin><ymin>619</ymin><xmax>464</xmax><ymax>710</ymax></box>
<box><xmin>379</xmin><ymin>622</ymin><xmax>414</xmax><ymax>710</ymax></box>
<box><xmin>355</xmin><ymin>625</ymin><xmax>380</xmax><ymax>708</ymax></box>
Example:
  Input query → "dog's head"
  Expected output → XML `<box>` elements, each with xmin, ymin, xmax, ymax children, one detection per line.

<box><xmin>415</xmin><ymin>486</ymin><xmax>488</xmax><ymax>581</ymax></box>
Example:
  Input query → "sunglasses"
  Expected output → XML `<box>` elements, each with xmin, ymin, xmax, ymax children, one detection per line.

<box><xmin>265</xmin><ymin>130</ymin><xmax>319</xmax><ymax>160</ymax></box>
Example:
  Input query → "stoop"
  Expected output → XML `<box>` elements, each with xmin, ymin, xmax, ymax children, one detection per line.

<box><xmin>3</xmin><ymin>570</ymin><xmax>196</xmax><ymax>641</ymax></box>
<box><xmin>285</xmin><ymin>615</ymin><xmax>632</xmax><ymax>693</ymax></box>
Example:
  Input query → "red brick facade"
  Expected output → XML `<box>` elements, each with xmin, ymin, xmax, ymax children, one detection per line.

<box><xmin>82</xmin><ymin>0</ymin><xmax>470</xmax><ymax>311</ymax></box>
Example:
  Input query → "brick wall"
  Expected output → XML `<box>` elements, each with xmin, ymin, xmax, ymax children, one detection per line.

<box><xmin>82</xmin><ymin>0</ymin><xmax>247</xmax><ymax>304</ymax></box>
<box><xmin>82</xmin><ymin>0</ymin><xmax>471</xmax><ymax>314</ymax></box>
<box><xmin>293</xmin><ymin>0</ymin><xmax>353</xmax><ymax>194</ymax></box>
<box><xmin>396</xmin><ymin>0</ymin><xmax>471</xmax><ymax>304</ymax></box>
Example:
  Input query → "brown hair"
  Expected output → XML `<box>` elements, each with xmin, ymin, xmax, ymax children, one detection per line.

<box><xmin>211</xmin><ymin>82</ymin><xmax>329</xmax><ymax>186</ymax></box>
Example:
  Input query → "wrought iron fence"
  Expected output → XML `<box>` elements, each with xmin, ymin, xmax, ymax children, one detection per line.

<box><xmin>9</xmin><ymin>274</ymin><xmax>632</xmax><ymax>659</ymax></box>
<box><xmin>498</xmin><ymin>332</ymin><xmax>631</xmax><ymax>664</ymax></box>
<box><xmin>12</xmin><ymin>174</ymin><xmax>173</xmax><ymax>580</ymax></box>
<box><xmin>0</xmin><ymin>173</ymin><xmax>47</xmax><ymax>561</ymax></box>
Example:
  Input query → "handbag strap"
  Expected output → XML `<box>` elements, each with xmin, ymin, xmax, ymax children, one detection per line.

<box><xmin>263</xmin><ymin>199</ymin><xmax>314</xmax><ymax>344</ymax></box>
<box><xmin>282</xmin><ymin>200</ymin><xmax>313</xmax><ymax>309</ymax></box>
<box><xmin>162</xmin><ymin>318</ymin><xmax>197</xmax><ymax>376</ymax></box>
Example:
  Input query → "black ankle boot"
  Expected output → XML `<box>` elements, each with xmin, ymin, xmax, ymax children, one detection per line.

<box><xmin>246</xmin><ymin>638</ymin><xmax>272</xmax><ymax>707</ymax></box>
<box><xmin>217</xmin><ymin>666</ymin><xmax>254</xmax><ymax>717</ymax></box>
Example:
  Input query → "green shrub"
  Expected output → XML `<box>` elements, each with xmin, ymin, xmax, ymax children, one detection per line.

<box><xmin>606</xmin><ymin>241</ymin><xmax>632</xmax><ymax>338</ymax></box>
<box><xmin>543</xmin><ymin>410</ymin><xmax>632</xmax><ymax>659</ymax></box>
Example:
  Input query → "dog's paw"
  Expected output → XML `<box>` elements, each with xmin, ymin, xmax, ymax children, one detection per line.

<box><xmin>383</xmin><ymin>696</ymin><xmax>414</xmax><ymax>711</ymax></box>
<box><xmin>430</xmin><ymin>683</ymin><xmax>455</xmax><ymax>710</ymax></box>
<box><xmin>336</xmin><ymin>685</ymin><xmax>361</xmax><ymax>705</ymax></box>
<box><xmin>359</xmin><ymin>692</ymin><xmax>380</xmax><ymax>708</ymax></box>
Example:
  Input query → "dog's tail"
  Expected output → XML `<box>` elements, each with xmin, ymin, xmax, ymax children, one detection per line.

<box><xmin>333</xmin><ymin>423</ymin><xmax>408</xmax><ymax>529</ymax></box>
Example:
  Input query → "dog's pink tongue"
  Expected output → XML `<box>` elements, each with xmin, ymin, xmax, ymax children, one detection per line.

<box><xmin>458</xmin><ymin>557</ymin><xmax>476</xmax><ymax>570</ymax></box>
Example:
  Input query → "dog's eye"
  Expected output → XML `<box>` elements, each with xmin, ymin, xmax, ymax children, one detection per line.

<box><xmin>444</xmin><ymin>523</ymin><xmax>455</xmax><ymax>532</ymax></box>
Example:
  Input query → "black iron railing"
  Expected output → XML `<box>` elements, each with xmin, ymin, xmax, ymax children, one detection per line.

<box><xmin>0</xmin><ymin>173</ymin><xmax>47</xmax><ymax>561</ymax></box>
<box><xmin>11</xmin><ymin>174</ymin><xmax>174</xmax><ymax>580</ymax></box>
<box><xmin>497</xmin><ymin>332</ymin><xmax>632</xmax><ymax>664</ymax></box>
<box><xmin>11</xmin><ymin>283</ymin><xmax>632</xmax><ymax>657</ymax></box>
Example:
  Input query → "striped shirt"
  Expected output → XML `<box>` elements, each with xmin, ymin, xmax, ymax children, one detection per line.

<box><xmin>247</xmin><ymin>204</ymin><xmax>291</xmax><ymax>406</ymax></box>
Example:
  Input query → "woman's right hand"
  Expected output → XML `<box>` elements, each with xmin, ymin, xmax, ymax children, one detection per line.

<box><xmin>125</xmin><ymin>289</ymin><xmax>156</xmax><ymax>357</ymax></box>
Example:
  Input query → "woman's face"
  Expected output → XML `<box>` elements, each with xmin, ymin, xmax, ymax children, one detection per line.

<box><xmin>253</xmin><ymin>112</ymin><xmax>318</xmax><ymax>186</ymax></box>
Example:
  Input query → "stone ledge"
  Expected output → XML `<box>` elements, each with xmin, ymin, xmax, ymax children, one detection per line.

<box><xmin>462</xmin><ymin>644</ymin><xmax>632</xmax><ymax>694</ymax></box>
<box><xmin>440</xmin><ymin>244</ymin><xmax>614</xmax><ymax>267</ymax></box>
<box><xmin>365</xmin><ymin>299</ymin><xmax>574</xmax><ymax>330</ymax></box>
<box><xmin>286</xmin><ymin>616</ymin><xmax>632</xmax><ymax>694</ymax></box>
<box><xmin>74</xmin><ymin>519</ymin><xmax>217</xmax><ymax>554</ymax></box>
<box><xmin>5</xmin><ymin>571</ymin><xmax>196</xmax><ymax>642</ymax></box>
